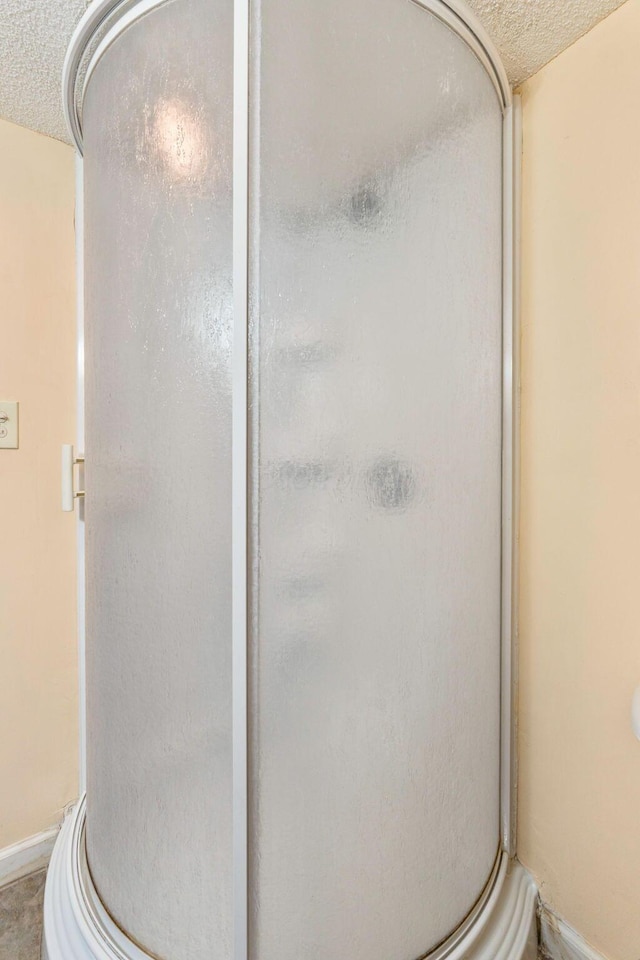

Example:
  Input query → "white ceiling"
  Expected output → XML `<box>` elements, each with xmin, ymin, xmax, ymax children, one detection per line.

<box><xmin>0</xmin><ymin>0</ymin><xmax>630</xmax><ymax>144</ymax></box>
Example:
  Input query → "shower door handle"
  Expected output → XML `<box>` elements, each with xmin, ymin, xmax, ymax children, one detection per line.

<box><xmin>62</xmin><ymin>443</ymin><xmax>85</xmax><ymax>512</ymax></box>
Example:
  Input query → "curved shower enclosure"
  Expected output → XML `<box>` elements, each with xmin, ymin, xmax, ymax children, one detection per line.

<box><xmin>43</xmin><ymin>1</ymin><xmax>537</xmax><ymax>959</ymax></box>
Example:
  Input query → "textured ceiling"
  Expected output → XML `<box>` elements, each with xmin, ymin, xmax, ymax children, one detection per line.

<box><xmin>465</xmin><ymin>0</ymin><xmax>629</xmax><ymax>85</ymax></box>
<box><xmin>0</xmin><ymin>0</ymin><xmax>85</xmax><ymax>142</ymax></box>
<box><xmin>0</xmin><ymin>0</ymin><xmax>631</xmax><ymax>144</ymax></box>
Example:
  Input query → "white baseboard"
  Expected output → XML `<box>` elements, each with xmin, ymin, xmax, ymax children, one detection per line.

<box><xmin>0</xmin><ymin>826</ymin><xmax>60</xmax><ymax>888</ymax></box>
<box><xmin>539</xmin><ymin>904</ymin><xmax>608</xmax><ymax>960</ymax></box>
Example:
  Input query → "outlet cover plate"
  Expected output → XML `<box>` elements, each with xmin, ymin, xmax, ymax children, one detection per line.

<box><xmin>0</xmin><ymin>400</ymin><xmax>19</xmax><ymax>448</ymax></box>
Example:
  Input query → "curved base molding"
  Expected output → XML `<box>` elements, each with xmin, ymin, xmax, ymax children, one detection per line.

<box><xmin>42</xmin><ymin>798</ymin><xmax>538</xmax><ymax>960</ymax></box>
<box><xmin>42</xmin><ymin>797</ymin><xmax>152</xmax><ymax>960</ymax></box>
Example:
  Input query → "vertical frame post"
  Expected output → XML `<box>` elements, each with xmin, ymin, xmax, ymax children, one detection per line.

<box><xmin>500</xmin><ymin>94</ymin><xmax>522</xmax><ymax>859</ymax></box>
<box><xmin>233</xmin><ymin>1</ymin><xmax>250</xmax><ymax>958</ymax></box>
<box><xmin>75</xmin><ymin>153</ymin><xmax>87</xmax><ymax>794</ymax></box>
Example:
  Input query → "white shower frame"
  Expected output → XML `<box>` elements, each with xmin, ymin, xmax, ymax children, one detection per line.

<box><xmin>43</xmin><ymin>3</ymin><xmax>534</xmax><ymax>960</ymax></box>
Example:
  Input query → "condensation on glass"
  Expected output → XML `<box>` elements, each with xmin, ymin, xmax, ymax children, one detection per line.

<box><xmin>81</xmin><ymin>0</ymin><xmax>504</xmax><ymax>958</ymax></box>
<box><xmin>82</xmin><ymin>1</ymin><xmax>233</xmax><ymax>958</ymax></box>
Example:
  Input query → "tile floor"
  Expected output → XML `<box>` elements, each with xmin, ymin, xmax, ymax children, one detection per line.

<box><xmin>0</xmin><ymin>869</ymin><xmax>45</xmax><ymax>960</ymax></box>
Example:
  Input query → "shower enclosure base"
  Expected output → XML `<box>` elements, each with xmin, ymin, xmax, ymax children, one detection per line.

<box><xmin>42</xmin><ymin>798</ymin><xmax>539</xmax><ymax>960</ymax></box>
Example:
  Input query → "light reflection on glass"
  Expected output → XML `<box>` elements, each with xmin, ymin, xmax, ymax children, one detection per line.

<box><xmin>151</xmin><ymin>97</ymin><xmax>208</xmax><ymax>181</ymax></box>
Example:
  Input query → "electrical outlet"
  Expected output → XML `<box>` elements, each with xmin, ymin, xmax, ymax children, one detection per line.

<box><xmin>0</xmin><ymin>401</ymin><xmax>19</xmax><ymax>449</ymax></box>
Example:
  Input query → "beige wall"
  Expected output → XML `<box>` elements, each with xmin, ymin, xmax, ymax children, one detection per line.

<box><xmin>518</xmin><ymin>2</ymin><xmax>640</xmax><ymax>957</ymax></box>
<box><xmin>0</xmin><ymin>118</ymin><xmax>78</xmax><ymax>848</ymax></box>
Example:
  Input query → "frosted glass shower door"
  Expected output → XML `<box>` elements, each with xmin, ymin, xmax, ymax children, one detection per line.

<box><xmin>249</xmin><ymin>1</ymin><xmax>504</xmax><ymax>959</ymax></box>
<box><xmin>79</xmin><ymin>0</ymin><xmax>506</xmax><ymax>957</ymax></box>
<box><xmin>82</xmin><ymin>1</ymin><xmax>233</xmax><ymax>958</ymax></box>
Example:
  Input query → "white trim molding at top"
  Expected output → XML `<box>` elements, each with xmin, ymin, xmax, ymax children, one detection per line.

<box><xmin>62</xmin><ymin>0</ymin><xmax>512</xmax><ymax>155</ymax></box>
<box><xmin>63</xmin><ymin>0</ymin><xmax>142</xmax><ymax>154</ymax></box>
<box><xmin>410</xmin><ymin>0</ymin><xmax>511</xmax><ymax>109</ymax></box>
<box><xmin>539</xmin><ymin>903</ymin><xmax>609</xmax><ymax>960</ymax></box>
